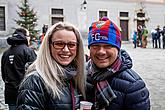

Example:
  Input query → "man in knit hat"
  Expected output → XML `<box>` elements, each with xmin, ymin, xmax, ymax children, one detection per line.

<box><xmin>86</xmin><ymin>17</ymin><xmax>150</xmax><ymax>110</ymax></box>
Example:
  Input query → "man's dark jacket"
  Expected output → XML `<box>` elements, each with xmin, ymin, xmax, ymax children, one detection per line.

<box><xmin>1</xmin><ymin>31</ymin><xmax>37</xmax><ymax>104</ymax></box>
<box><xmin>86</xmin><ymin>49</ymin><xmax>150</xmax><ymax>110</ymax></box>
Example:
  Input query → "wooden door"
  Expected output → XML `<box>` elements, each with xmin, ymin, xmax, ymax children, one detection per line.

<box><xmin>120</xmin><ymin>20</ymin><xmax>129</xmax><ymax>41</ymax></box>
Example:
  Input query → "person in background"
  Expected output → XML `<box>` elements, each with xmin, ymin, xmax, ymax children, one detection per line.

<box><xmin>162</xmin><ymin>26</ymin><xmax>165</xmax><ymax>49</ymax></box>
<box><xmin>16</xmin><ymin>22</ymin><xmax>86</xmax><ymax>110</ymax></box>
<box><xmin>38</xmin><ymin>24</ymin><xmax>49</xmax><ymax>47</ymax></box>
<box><xmin>151</xmin><ymin>29</ymin><xmax>157</xmax><ymax>48</ymax></box>
<box><xmin>1</xmin><ymin>28</ymin><xmax>37</xmax><ymax>110</ymax></box>
<box><xmin>29</xmin><ymin>37</ymin><xmax>39</xmax><ymax>50</ymax></box>
<box><xmin>155</xmin><ymin>25</ymin><xmax>162</xmax><ymax>48</ymax></box>
<box><xmin>42</xmin><ymin>24</ymin><xmax>49</xmax><ymax>34</ymax></box>
<box><xmin>137</xmin><ymin>25</ymin><xmax>142</xmax><ymax>47</ymax></box>
<box><xmin>141</xmin><ymin>25</ymin><xmax>148</xmax><ymax>48</ymax></box>
<box><xmin>132</xmin><ymin>30</ymin><xmax>137</xmax><ymax>48</ymax></box>
<box><xmin>86</xmin><ymin>17</ymin><xmax>150</xmax><ymax>110</ymax></box>
<box><xmin>40</xmin><ymin>24</ymin><xmax>48</xmax><ymax>43</ymax></box>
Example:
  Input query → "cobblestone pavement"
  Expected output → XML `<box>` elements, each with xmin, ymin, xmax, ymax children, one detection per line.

<box><xmin>85</xmin><ymin>41</ymin><xmax>165</xmax><ymax>110</ymax></box>
<box><xmin>121</xmin><ymin>43</ymin><xmax>165</xmax><ymax>110</ymax></box>
<box><xmin>0</xmin><ymin>53</ymin><xmax>8</xmax><ymax>110</ymax></box>
<box><xmin>0</xmin><ymin>41</ymin><xmax>165</xmax><ymax>110</ymax></box>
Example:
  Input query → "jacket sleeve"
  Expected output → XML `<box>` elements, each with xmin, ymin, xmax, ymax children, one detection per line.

<box><xmin>16</xmin><ymin>72</ymin><xmax>48</xmax><ymax>110</ymax></box>
<box><xmin>24</xmin><ymin>48</ymin><xmax>37</xmax><ymax>70</ymax></box>
<box><xmin>1</xmin><ymin>53</ymin><xmax>5</xmax><ymax>81</ymax></box>
<box><xmin>26</xmin><ymin>48</ymin><xmax>37</xmax><ymax>62</ymax></box>
<box><xmin>124</xmin><ymin>73</ymin><xmax>150</xmax><ymax>110</ymax></box>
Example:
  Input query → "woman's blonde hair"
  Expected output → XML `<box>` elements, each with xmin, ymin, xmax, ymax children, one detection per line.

<box><xmin>27</xmin><ymin>22</ymin><xmax>86</xmax><ymax>99</ymax></box>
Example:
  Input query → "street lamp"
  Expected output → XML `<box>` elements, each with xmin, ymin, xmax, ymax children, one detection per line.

<box><xmin>81</xmin><ymin>0</ymin><xmax>87</xmax><ymax>10</ymax></box>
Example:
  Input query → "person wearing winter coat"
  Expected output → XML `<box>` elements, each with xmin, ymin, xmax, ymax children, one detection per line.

<box><xmin>151</xmin><ymin>29</ymin><xmax>157</xmax><ymax>48</ymax></box>
<box><xmin>155</xmin><ymin>25</ymin><xmax>162</xmax><ymax>48</ymax></box>
<box><xmin>16</xmin><ymin>22</ymin><xmax>86</xmax><ymax>110</ymax></box>
<box><xmin>1</xmin><ymin>28</ymin><xmax>37</xmax><ymax>110</ymax></box>
<box><xmin>86</xmin><ymin>17</ymin><xmax>150</xmax><ymax>110</ymax></box>
<box><xmin>162</xmin><ymin>26</ymin><xmax>165</xmax><ymax>49</ymax></box>
<box><xmin>132</xmin><ymin>30</ymin><xmax>137</xmax><ymax>48</ymax></box>
<box><xmin>137</xmin><ymin>25</ymin><xmax>143</xmax><ymax>47</ymax></box>
<box><xmin>141</xmin><ymin>25</ymin><xmax>148</xmax><ymax>48</ymax></box>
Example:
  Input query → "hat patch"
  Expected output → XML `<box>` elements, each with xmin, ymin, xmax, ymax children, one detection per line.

<box><xmin>91</xmin><ymin>32</ymin><xmax>108</xmax><ymax>41</ymax></box>
<box><xmin>96</xmin><ymin>21</ymin><xmax>106</xmax><ymax>29</ymax></box>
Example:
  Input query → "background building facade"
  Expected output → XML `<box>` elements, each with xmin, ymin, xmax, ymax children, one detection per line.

<box><xmin>0</xmin><ymin>0</ymin><xmax>165</xmax><ymax>42</ymax></box>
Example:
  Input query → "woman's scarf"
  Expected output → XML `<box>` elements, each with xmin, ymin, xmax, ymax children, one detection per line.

<box><xmin>64</xmin><ymin>65</ymin><xmax>77</xmax><ymax>79</ymax></box>
<box><xmin>89</xmin><ymin>57</ymin><xmax>122</xmax><ymax>109</ymax></box>
<box><xmin>57</xmin><ymin>62</ymin><xmax>77</xmax><ymax>82</ymax></box>
<box><xmin>60</xmin><ymin>64</ymin><xmax>78</xmax><ymax>110</ymax></box>
<box><xmin>63</xmin><ymin>63</ymin><xmax>77</xmax><ymax>79</ymax></box>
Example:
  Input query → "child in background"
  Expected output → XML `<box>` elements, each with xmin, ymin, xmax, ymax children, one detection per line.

<box><xmin>132</xmin><ymin>30</ymin><xmax>137</xmax><ymax>48</ymax></box>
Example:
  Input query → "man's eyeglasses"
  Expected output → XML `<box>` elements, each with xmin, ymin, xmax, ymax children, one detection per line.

<box><xmin>51</xmin><ymin>41</ymin><xmax>78</xmax><ymax>50</ymax></box>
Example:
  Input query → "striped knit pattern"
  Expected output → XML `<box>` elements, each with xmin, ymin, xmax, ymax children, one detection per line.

<box><xmin>88</xmin><ymin>18</ymin><xmax>121</xmax><ymax>49</ymax></box>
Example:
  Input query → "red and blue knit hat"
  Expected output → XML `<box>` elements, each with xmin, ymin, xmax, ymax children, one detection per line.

<box><xmin>88</xmin><ymin>17</ymin><xmax>121</xmax><ymax>50</ymax></box>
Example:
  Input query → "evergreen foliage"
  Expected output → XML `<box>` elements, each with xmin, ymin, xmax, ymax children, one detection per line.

<box><xmin>15</xmin><ymin>0</ymin><xmax>39</xmax><ymax>39</ymax></box>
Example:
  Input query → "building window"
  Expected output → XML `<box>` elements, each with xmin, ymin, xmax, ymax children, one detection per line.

<box><xmin>99</xmin><ymin>11</ymin><xmax>107</xmax><ymax>19</ymax></box>
<box><xmin>0</xmin><ymin>6</ymin><xmax>5</xmax><ymax>31</ymax></box>
<box><xmin>137</xmin><ymin>13</ymin><xmax>145</xmax><ymax>17</ymax></box>
<box><xmin>120</xmin><ymin>12</ymin><xmax>129</xmax><ymax>17</ymax></box>
<box><xmin>51</xmin><ymin>8</ymin><xmax>64</xmax><ymax>25</ymax></box>
<box><xmin>51</xmin><ymin>17</ymin><xmax>64</xmax><ymax>25</ymax></box>
<box><xmin>52</xmin><ymin>9</ymin><xmax>63</xmax><ymax>15</ymax></box>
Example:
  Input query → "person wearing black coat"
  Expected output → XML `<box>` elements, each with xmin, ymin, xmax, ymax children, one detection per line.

<box><xmin>86</xmin><ymin>17</ymin><xmax>150</xmax><ymax>110</ymax></box>
<box><xmin>162</xmin><ymin>26</ymin><xmax>165</xmax><ymax>49</ymax></box>
<box><xmin>1</xmin><ymin>28</ymin><xmax>37</xmax><ymax>110</ymax></box>
<box><xmin>155</xmin><ymin>25</ymin><xmax>162</xmax><ymax>48</ymax></box>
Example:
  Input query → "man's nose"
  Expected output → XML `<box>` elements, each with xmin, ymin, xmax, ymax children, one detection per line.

<box><xmin>97</xmin><ymin>46</ymin><xmax>106</xmax><ymax>54</ymax></box>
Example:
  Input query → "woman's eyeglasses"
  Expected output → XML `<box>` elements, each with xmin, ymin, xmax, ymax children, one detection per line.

<box><xmin>51</xmin><ymin>41</ymin><xmax>78</xmax><ymax>50</ymax></box>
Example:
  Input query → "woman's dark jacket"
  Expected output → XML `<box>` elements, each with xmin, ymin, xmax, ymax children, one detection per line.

<box><xmin>16</xmin><ymin>71</ymin><xmax>82</xmax><ymax>110</ymax></box>
<box><xmin>1</xmin><ymin>32</ymin><xmax>37</xmax><ymax>104</ymax></box>
<box><xmin>86</xmin><ymin>49</ymin><xmax>150</xmax><ymax>110</ymax></box>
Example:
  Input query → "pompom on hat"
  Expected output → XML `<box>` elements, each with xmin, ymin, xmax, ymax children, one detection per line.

<box><xmin>88</xmin><ymin>17</ymin><xmax>121</xmax><ymax>50</ymax></box>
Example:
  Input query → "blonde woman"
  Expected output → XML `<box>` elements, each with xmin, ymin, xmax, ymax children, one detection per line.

<box><xmin>16</xmin><ymin>22</ymin><xmax>86</xmax><ymax>110</ymax></box>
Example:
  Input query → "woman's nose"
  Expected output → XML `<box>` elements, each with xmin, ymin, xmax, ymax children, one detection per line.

<box><xmin>62</xmin><ymin>45</ymin><xmax>70</xmax><ymax>51</ymax></box>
